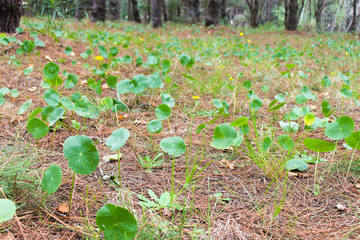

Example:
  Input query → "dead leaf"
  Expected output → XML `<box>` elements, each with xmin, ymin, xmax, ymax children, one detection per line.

<box><xmin>27</xmin><ymin>86</ymin><xmax>37</xmax><ymax>92</ymax></box>
<box><xmin>28</xmin><ymin>64</ymin><xmax>34</xmax><ymax>68</ymax></box>
<box><xmin>81</xmin><ymin>80</ymin><xmax>87</xmax><ymax>85</ymax></box>
<box><xmin>117</xmin><ymin>114</ymin><xmax>128</xmax><ymax>120</ymax></box>
<box><xmin>70</xmin><ymin>51</ymin><xmax>75</xmax><ymax>57</ymax></box>
<box><xmin>220</xmin><ymin>159</ymin><xmax>236</xmax><ymax>170</ymax></box>
<box><xmin>102</xmin><ymin>84</ymin><xmax>109</xmax><ymax>89</ymax></box>
<box><xmin>161</xmin><ymin>207</ymin><xmax>172</xmax><ymax>217</ymax></box>
<box><xmin>336</xmin><ymin>203</ymin><xmax>346</xmax><ymax>211</ymax></box>
<box><xmin>103</xmin><ymin>154</ymin><xmax>122</xmax><ymax>163</ymax></box>
<box><xmin>57</xmin><ymin>203</ymin><xmax>69</xmax><ymax>213</ymax></box>
<box><xmin>45</xmin><ymin>55</ymin><xmax>53</xmax><ymax>62</ymax></box>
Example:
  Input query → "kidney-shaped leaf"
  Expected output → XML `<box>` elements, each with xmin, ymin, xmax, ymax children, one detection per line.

<box><xmin>96</xmin><ymin>204</ymin><xmax>137</xmax><ymax>240</ymax></box>
<box><xmin>325</xmin><ymin>116</ymin><xmax>354</xmax><ymax>140</ymax></box>
<box><xmin>278</xmin><ymin>135</ymin><xmax>294</xmax><ymax>151</ymax></box>
<box><xmin>27</xmin><ymin>118</ymin><xmax>49</xmax><ymax>139</ymax></box>
<box><xmin>303</xmin><ymin>138</ymin><xmax>336</xmax><ymax>152</ymax></box>
<box><xmin>155</xmin><ymin>104</ymin><xmax>171</xmax><ymax>120</ymax></box>
<box><xmin>147</xmin><ymin>120</ymin><xmax>163</xmax><ymax>134</ymax></box>
<box><xmin>345</xmin><ymin>131</ymin><xmax>360</xmax><ymax>150</ymax></box>
<box><xmin>0</xmin><ymin>199</ymin><xmax>16</xmax><ymax>224</ymax></box>
<box><xmin>63</xmin><ymin>135</ymin><xmax>99</xmax><ymax>175</ymax></box>
<box><xmin>44</xmin><ymin>62</ymin><xmax>59</xmax><ymax>80</ymax></box>
<box><xmin>106</xmin><ymin>128</ymin><xmax>130</xmax><ymax>151</ymax></box>
<box><xmin>285</xmin><ymin>159</ymin><xmax>308</xmax><ymax>171</ymax></box>
<box><xmin>48</xmin><ymin>107</ymin><xmax>65</xmax><ymax>126</ymax></box>
<box><xmin>211</xmin><ymin>124</ymin><xmax>237</xmax><ymax>149</ymax></box>
<box><xmin>41</xmin><ymin>164</ymin><xmax>62</xmax><ymax>195</ymax></box>
<box><xmin>160</xmin><ymin>136</ymin><xmax>186</xmax><ymax>157</ymax></box>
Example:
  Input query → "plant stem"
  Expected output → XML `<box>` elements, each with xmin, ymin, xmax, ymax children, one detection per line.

<box><xmin>117</xmin><ymin>149</ymin><xmax>122</xmax><ymax>188</ymax></box>
<box><xmin>68</xmin><ymin>171</ymin><xmax>76</xmax><ymax>214</ymax></box>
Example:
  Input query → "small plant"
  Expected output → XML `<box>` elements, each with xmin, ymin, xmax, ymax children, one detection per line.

<box><xmin>138</xmin><ymin>189</ymin><xmax>183</xmax><ymax>211</ymax></box>
<box><xmin>138</xmin><ymin>153</ymin><xmax>165</xmax><ymax>169</ymax></box>
<box><xmin>0</xmin><ymin>199</ymin><xmax>16</xmax><ymax>224</ymax></box>
<box><xmin>39</xmin><ymin>164</ymin><xmax>62</xmax><ymax>209</ymax></box>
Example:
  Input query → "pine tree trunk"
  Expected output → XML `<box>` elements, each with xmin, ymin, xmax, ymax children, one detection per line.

<box><xmin>188</xmin><ymin>0</ymin><xmax>200</xmax><ymax>23</ymax></box>
<box><xmin>109</xmin><ymin>0</ymin><xmax>121</xmax><ymax>20</ymax></box>
<box><xmin>76</xmin><ymin>0</ymin><xmax>92</xmax><ymax>20</ymax></box>
<box><xmin>152</xmin><ymin>0</ymin><xmax>163</xmax><ymax>27</ymax></box>
<box><xmin>92</xmin><ymin>0</ymin><xmax>106</xmax><ymax>22</ymax></box>
<box><xmin>284</xmin><ymin>0</ymin><xmax>299</xmax><ymax>30</ymax></box>
<box><xmin>132</xmin><ymin>0</ymin><xmax>142</xmax><ymax>22</ymax></box>
<box><xmin>246</xmin><ymin>0</ymin><xmax>261</xmax><ymax>27</ymax></box>
<box><xmin>205</xmin><ymin>0</ymin><xmax>221</xmax><ymax>26</ymax></box>
<box><xmin>0</xmin><ymin>0</ymin><xmax>22</xmax><ymax>33</ymax></box>
<box><xmin>349</xmin><ymin>0</ymin><xmax>357</xmax><ymax>32</ymax></box>
<box><xmin>315</xmin><ymin>0</ymin><xmax>326</xmax><ymax>32</ymax></box>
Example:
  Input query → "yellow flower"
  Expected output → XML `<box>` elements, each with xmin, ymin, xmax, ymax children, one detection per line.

<box><xmin>229</xmin><ymin>77</ymin><xmax>234</xmax><ymax>81</ymax></box>
<box><xmin>140</xmin><ymin>37</ymin><xmax>144</xmax><ymax>41</ymax></box>
<box><xmin>95</xmin><ymin>56</ymin><xmax>104</xmax><ymax>61</ymax></box>
<box><xmin>346</xmin><ymin>52</ymin><xmax>349</xmax><ymax>56</ymax></box>
<box><xmin>192</xmin><ymin>96</ymin><xmax>200</xmax><ymax>100</ymax></box>
<box><xmin>239</xmin><ymin>32</ymin><xmax>244</xmax><ymax>36</ymax></box>
<box><xmin>247</xmin><ymin>39</ymin><xmax>251</xmax><ymax>43</ymax></box>
<box><xmin>331</xmin><ymin>72</ymin><xmax>335</xmax><ymax>75</ymax></box>
<box><xmin>319</xmin><ymin>44</ymin><xmax>322</xmax><ymax>47</ymax></box>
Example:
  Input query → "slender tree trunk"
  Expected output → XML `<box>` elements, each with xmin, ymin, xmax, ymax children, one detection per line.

<box><xmin>315</xmin><ymin>0</ymin><xmax>326</xmax><ymax>32</ymax></box>
<box><xmin>284</xmin><ymin>0</ymin><xmax>299</xmax><ymax>30</ymax></box>
<box><xmin>92</xmin><ymin>0</ymin><xmax>106</xmax><ymax>22</ymax></box>
<box><xmin>152</xmin><ymin>0</ymin><xmax>163</xmax><ymax>27</ymax></box>
<box><xmin>109</xmin><ymin>0</ymin><xmax>121</xmax><ymax>20</ymax></box>
<box><xmin>161</xmin><ymin>0</ymin><xmax>168</xmax><ymax>21</ymax></box>
<box><xmin>246</xmin><ymin>0</ymin><xmax>261</xmax><ymax>27</ymax></box>
<box><xmin>76</xmin><ymin>0</ymin><xmax>92</xmax><ymax>20</ymax></box>
<box><xmin>131</xmin><ymin>0</ymin><xmax>141</xmax><ymax>22</ymax></box>
<box><xmin>0</xmin><ymin>0</ymin><xmax>22</xmax><ymax>33</ymax></box>
<box><xmin>221</xmin><ymin>0</ymin><xmax>227</xmax><ymax>19</ymax></box>
<box><xmin>205</xmin><ymin>0</ymin><xmax>221</xmax><ymax>26</ymax></box>
<box><xmin>128</xmin><ymin>0</ymin><xmax>134</xmax><ymax>21</ymax></box>
<box><xmin>349</xmin><ymin>0</ymin><xmax>357</xmax><ymax>32</ymax></box>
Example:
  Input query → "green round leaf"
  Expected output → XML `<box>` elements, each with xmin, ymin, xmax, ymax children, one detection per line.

<box><xmin>109</xmin><ymin>46</ymin><xmax>119</xmax><ymax>57</ymax></box>
<box><xmin>10</xmin><ymin>89</ymin><xmax>19</xmax><ymax>98</ymax></box>
<box><xmin>230</xmin><ymin>117</ymin><xmax>248</xmax><ymax>127</ymax></box>
<box><xmin>261</xmin><ymin>136</ymin><xmax>272</xmax><ymax>152</ymax></box>
<box><xmin>303</xmin><ymin>138</ymin><xmax>336</xmax><ymax>152</ymax></box>
<box><xmin>278</xmin><ymin>135</ymin><xmax>294</xmax><ymax>151</ymax></box>
<box><xmin>41</xmin><ymin>105</ymin><xmax>55</xmax><ymax>121</ymax></box>
<box><xmin>106</xmin><ymin>128</ymin><xmax>130</xmax><ymax>151</ymax></box>
<box><xmin>96</xmin><ymin>204</ymin><xmax>137</xmax><ymax>240</ymax></box>
<box><xmin>116</xmin><ymin>79</ymin><xmax>132</xmax><ymax>94</ymax></box>
<box><xmin>155</xmin><ymin>104</ymin><xmax>171</xmax><ymax>120</ymax></box>
<box><xmin>75</xmin><ymin>97</ymin><xmax>99</xmax><ymax>119</ymax></box>
<box><xmin>161</xmin><ymin>93</ymin><xmax>175</xmax><ymax>108</ymax></box>
<box><xmin>27</xmin><ymin>118</ymin><xmax>49</xmax><ymax>139</ymax></box>
<box><xmin>44</xmin><ymin>62</ymin><xmax>59</xmax><ymax>80</ymax></box>
<box><xmin>148</xmin><ymin>73</ymin><xmax>162</xmax><ymax>89</ymax></box>
<box><xmin>106</xmin><ymin>75</ymin><xmax>117</xmax><ymax>90</ymax></box>
<box><xmin>43</xmin><ymin>89</ymin><xmax>60</xmax><ymax>107</ymax></box>
<box><xmin>211</xmin><ymin>124</ymin><xmax>237</xmax><ymax>149</ymax></box>
<box><xmin>301</xmin><ymin>86</ymin><xmax>316</xmax><ymax>100</ymax></box>
<box><xmin>304</xmin><ymin>112</ymin><xmax>316</xmax><ymax>126</ymax></box>
<box><xmin>345</xmin><ymin>131</ymin><xmax>360</xmax><ymax>150</ymax></box>
<box><xmin>63</xmin><ymin>135</ymin><xmax>99</xmax><ymax>175</ymax></box>
<box><xmin>285</xmin><ymin>159</ymin><xmax>308</xmax><ymax>171</ymax></box>
<box><xmin>64</xmin><ymin>46</ymin><xmax>72</xmax><ymax>56</ymax></box>
<box><xmin>23</xmin><ymin>67</ymin><xmax>33</xmax><ymax>75</ymax></box>
<box><xmin>0</xmin><ymin>87</ymin><xmax>10</xmax><ymax>95</ymax></box>
<box><xmin>61</xmin><ymin>97</ymin><xmax>75</xmax><ymax>111</ymax></box>
<box><xmin>65</xmin><ymin>73</ymin><xmax>78</xmax><ymax>89</ymax></box>
<box><xmin>160</xmin><ymin>136</ymin><xmax>186</xmax><ymax>157</ymax></box>
<box><xmin>295</xmin><ymin>94</ymin><xmax>307</xmax><ymax>104</ymax></box>
<box><xmin>41</xmin><ymin>164</ymin><xmax>62</xmax><ymax>194</ymax></box>
<box><xmin>196</xmin><ymin>123</ymin><xmax>207</xmax><ymax>134</ymax></box>
<box><xmin>147</xmin><ymin>120</ymin><xmax>163</xmax><ymax>134</ymax></box>
<box><xmin>21</xmin><ymin>40</ymin><xmax>35</xmax><ymax>53</ymax></box>
<box><xmin>250</xmin><ymin>98</ymin><xmax>263</xmax><ymax>111</ymax></box>
<box><xmin>0</xmin><ymin>199</ymin><xmax>16</xmax><ymax>223</ymax></box>
<box><xmin>48</xmin><ymin>107</ymin><xmax>65</xmax><ymax>126</ymax></box>
<box><xmin>18</xmin><ymin>100</ymin><xmax>32</xmax><ymax>115</ymax></box>
<box><xmin>325</xmin><ymin>116</ymin><xmax>354</xmax><ymax>140</ymax></box>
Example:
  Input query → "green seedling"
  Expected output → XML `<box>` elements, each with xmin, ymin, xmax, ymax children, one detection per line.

<box><xmin>18</xmin><ymin>100</ymin><xmax>32</xmax><ymax>115</ymax></box>
<box><xmin>138</xmin><ymin>153</ymin><xmax>165</xmax><ymax>170</ymax></box>
<box><xmin>63</xmin><ymin>135</ymin><xmax>99</xmax><ymax>213</ymax></box>
<box><xmin>160</xmin><ymin>136</ymin><xmax>186</xmax><ymax>157</ymax></box>
<box><xmin>106</xmin><ymin>128</ymin><xmax>130</xmax><ymax>187</ymax></box>
<box><xmin>27</xmin><ymin>118</ymin><xmax>49</xmax><ymax>139</ymax></box>
<box><xmin>147</xmin><ymin>119</ymin><xmax>163</xmax><ymax>153</ymax></box>
<box><xmin>96</xmin><ymin>204</ymin><xmax>137</xmax><ymax>240</ymax></box>
<box><xmin>138</xmin><ymin>189</ymin><xmax>182</xmax><ymax>211</ymax></box>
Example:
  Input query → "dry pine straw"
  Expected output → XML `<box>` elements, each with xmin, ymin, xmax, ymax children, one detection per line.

<box><xmin>1</xmin><ymin>24</ymin><xmax>360</xmax><ymax>239</ymax></box>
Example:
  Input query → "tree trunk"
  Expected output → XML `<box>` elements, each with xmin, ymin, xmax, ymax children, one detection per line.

<box><xmin>92</xmin><ymin>0</ymin><xmax>106</xmax><ymax>22</ymax></box>
<box><xmin>161</xmin><ymin>0</ymin><xmax>168</xmax><ymax>21</ymax></box>
<box><xmin>131</xmin><ymin>0</ymin><xmax>142</xmax><ymax>22</ymax></box>
<box><xmin>205</xmin><ymin>0</ymin><xmax>221</xmax><ymax>26</ymax></box>
<box><xmin>152</xmin><ymin>0</ymin><xmax>163</xmax><ymax>27</ymax></box>
<box><xmin>221</xmin><ymin>0</ymin><xmax>227</xmax><ymax>19</ymax></box>
<box><xmin>284</xmin><ymin>0</ymin><xmax>299</xmax><ymax>30</ymax></box>
<box><xmin>76</xmin><ymin>0</ymin><xmax>92</xmax><ymax>21</ymax></box>
<box><xmin>0</xmin><ymin>0</ymin><xmax>22</xmax><ymax>33</ymax></box>
<box><xmin>128</xmin><ymin>0</ymin><xmax>134</xmax><ymax>21</ymax></box>
<box><xmin>349</xmin><ymin>0</ymin><xmax>357</xmax><ymax>32</ymax></box>
<box><xmin>109</xmin><ymin>0</ymin><xmax>121</xmax><ymax>20</ymax></box>
<box><xmin>188</xmin><ymin>0</ymin><xmax>200</xmax><ymax>23</ymax></box>
<box><xmin>246</xmin><ymin>0</ymin><xmax>261</xmax><ymax>27</ymax></box>
<box><xmin>315</xmin><ymin>0</ymin><xmax>326</xmax><ymax>32</ymax></box>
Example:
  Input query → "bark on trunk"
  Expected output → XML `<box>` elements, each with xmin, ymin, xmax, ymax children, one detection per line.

<box><xmin>161</xmin><ymin>0</ymin><xmax>168</xmax><ymax>21</ymax></box>
<box><xmin>188</xmin><ymin>0</ymin><xmax>200</xmax><ymax>23</ymax></box>
<box><xmin>284</xmin><ymin>0</ymin><xmax>299</xmax><ymax>30</ymax></box>
<box><xmin>205</xmin><ymin>0</ymin><xmax>221</xmax><ymax>26</ymax></box>
<box><xmin>315</xmin><ymin>0</ymin><xmax>326</xmax><ymax>32</ymax></box>
<box><xmin>76</xmin><ymin>0</ymin><xmax>92</xmax><ymax>21</ymax></box>
<box><xmin>349</xmin><ymin>0</ymin><xmax>357</xmax><ymax>32</ymax></box>
<box><xmin>0</xmin><ymin>0</ymin><xmax>22</xmax><ymax>33</ymax></box>
<box><xmin>132</xmin><ymin>0</ymin><xmax>142</xmax><ymax>22</ymax></box>
<box><xmin>246</xmin><ymin>0</ymin><xmax>261</xmax><ymax>27</ymax></box>
<box><xmin>152</xmin><ymin>0</ymin><xmax>163</xmax><ymax>27</ymax></box>
<box><xmin>109</xmin><ymin>0</ymin><xmax>121</xmax><ymax>20</ymax></box>
<box><xmin>92</xmin><ymin>0</ymin><xmax>106</xmax><ymax>22</ymax></box>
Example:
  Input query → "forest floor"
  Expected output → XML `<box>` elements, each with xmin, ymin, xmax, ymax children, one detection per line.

<box><xmin>1</xmin><ymin>18</ymin><xmax>360</xmax><ymax>239</ymax></box>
